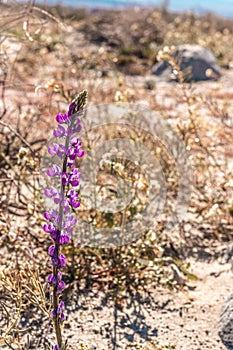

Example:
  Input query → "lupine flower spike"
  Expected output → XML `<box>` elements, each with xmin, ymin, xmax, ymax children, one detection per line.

<box><xmin>43</xmin><ymin>90</ymin><xmax>88</xmax><ymax>350</ymax></box>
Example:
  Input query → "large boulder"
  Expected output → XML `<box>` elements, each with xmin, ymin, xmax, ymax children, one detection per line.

<box><xmin>219</xmin><ymin>291</ymin><xmax>233</xmax><ymax>350</ymax></box>
<box><xmin>152</xmin><ymin>44</ymin><xmax>221</xmax><ymax>82</ymax></box>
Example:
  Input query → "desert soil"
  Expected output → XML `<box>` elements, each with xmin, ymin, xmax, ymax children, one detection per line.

<box><xmin>1</xmin><ymin>67</ymin><xmax>233</xmax><ymax>350</ymax></box>
<box><xmin>41</xmin><ymin>251</ymin><xmax>232</xmax><ymax>350</ymax></box>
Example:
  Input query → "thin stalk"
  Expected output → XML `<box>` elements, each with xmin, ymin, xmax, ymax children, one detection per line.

<box><xmin>52</xmin><ymin>119</ymin><xmax>74</xmax><ymax>349</ymax></box>
<box><xmin>47</xmin><ymin>90</ymin><xmax>87</xmax><ymax>350</ymax></box>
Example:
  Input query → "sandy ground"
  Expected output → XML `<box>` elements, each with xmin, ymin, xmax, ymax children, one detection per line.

<box><xmin>58</xmin><ymin>257</ymin><xmax>232</xmax><ymax>350</ymax></box>
<box><xmin>1</xmin><ymin>70</ymin><xmax>233</xmax><ymax>350</ymax></box>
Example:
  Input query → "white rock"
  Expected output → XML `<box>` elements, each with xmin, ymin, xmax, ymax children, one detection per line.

<box><xmin>152</xmin><ymin>44</ymin><xmax>221</xmax><ymax>82</ymax></box>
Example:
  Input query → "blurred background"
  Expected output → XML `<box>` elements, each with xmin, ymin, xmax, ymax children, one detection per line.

<box><xmin>36</xmin><ymin>0</ymin><xmax>233</xmax><ymax>18</ymax></box>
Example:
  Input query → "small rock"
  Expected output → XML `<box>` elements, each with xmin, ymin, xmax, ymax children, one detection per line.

<box><xmin>93</xmin><ymin>325</ymin><xmax>100</xmax><ymax>334</ymax></box>
<box><xmin>152</xmin><ymin>44</ymin><xmax>221</xmax><ymax>82</ymax></box>
<box><xmin>219</xmin><ymin>291</ymin><xmax>233</xmax><ymax>349</ymax></box>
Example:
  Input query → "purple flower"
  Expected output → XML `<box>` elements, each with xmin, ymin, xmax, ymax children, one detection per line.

<box><xmin>66</xmin><ymin>214</ymin><xmax>77</xmax><ymax>226</ymax></box>
<box><xmin>58</xmin><ymin>254</ymin><xmax>66</xmax><ymax>267</ymax></box>
<box><xmin>50</xmin><ymin>309</ymin><xmax>57</xmax><ymax>318</ymax></box>
<box><xmin>52</xmin><ymin>209</ymin><xmax>60</xmax><ymax>224</ymax></box>
<box><xmin>57</xmin><ymin>280</ymin><xmax>66</xmax><ymax>294</ymax></box>
<box><xmin>48</xmin><ymin>245</ymin><xmax>56</xmax><ymax>257</ymax></box>
<box><xmin>53</xmin><ymin>191</ymin><xmax>62</xmax><ymax>205</ymax></box>
<box><xmin>67</xmin><ymin>148</ymin><xmax>77</xmax><ymax>161</ymax></box>
<box><xmin>53</xmin><ymin>125</ymin><xmax>66</xmax><ymax>138</ymax></box>
<box><xmin>64</xmin><ymin>214</ymin><xmax>77</xmax><ymax>233</ymax></box>
<box><xmin>68</xmin><ymin>101</ymin><xmax>75</xmax><ymax>117</ymax></box>
<box><xmin>44</xmin><ymin>209</ymin><xmax>60</xmax><ymax>224</ymax></box>
<box><xmin>58</xmin><ymin>301</ymin><xmax>64</xmax><ymax>313</ymax></box>
<box><xmin>48</xmin><ymin>143</ymin><xmax>66</xmax><ymax>158</ymax></box>
<box><xmin>67</xmin><ymin>189</ymin><xmax>80</xmax><ymax>209</ymax></box>
<box><xmin>47</xmin><ymin>271</ymin><xmax>63</xmax><ymax>286</ymax></box>
<box><xmin>67</xmin><ymin>158</ymin><xmax>75</xmax><ymax>167</ymax></box>
<box><xmin>50</xmin><ymin>229</ymin><xmax>59</xmax><ymax>240</ymax></box>
<box><xmin>61</xmin><ymin>172</ymin><xmax>69</xmax><ymax>185</ymax></box>
<box><xmin>48</xmin><ymin>143</ymin><xmax>59</xmax><ymax>156</ymax></box>
<box><xmin>50</xmin><ymin>301</ymin><xmax>65</xmax><ymax>320</ymax></box>
<box><xmin>44</xmin><ymin>186</ymin><xmax>57</xmax><ymax>198</ymax></box>
<box><xmin>56</xmin><ymin>112</ymin><xmax>69</xmax><ymax>124</ymax></box>
<box><xmin>77</xmin><ymin>149</ymin><xmax>85</xmax><ymax>158</ymax></box>
<box><xmin>66</xmin><ymin>138</ymin><xmax>84</xmax><ymax>160</ymax></box>
<box><xmin>44</xmin><ymin>211</ymin><xmax>51</xmax><ymax>220</ymax></box>
<box><xmin>68</xmin><ymin>147</ymin><xmax>84</xmax><ymax>160</ymax></box>
<box><xmin>69</xmin><ymin>168</ymin><xmax>81</xmax><ymax>186</ymax></box>
<box><xmin>70</xmin><ymin>136</ymin><xmax>81</xmax><ymax>146</ymax></box>
<box><xmin>73</xmin><ymin>120</ymin><xmax>82</xmax><ymax>133</ymax></box>
<box><xmin>47</xmin><ymin>274</ymin><xmax>57</xmax><ymax>285</ymax></box>
<box><xmin>53</xmin><ymin>344</ymin><xmax>59</xmax><ymax>350</ymax></box>
<box><xmin>43</xmin><ymin>222</ymin><xmax>55</xmax><ymax>233</ymax></box>
<box><xmin>61</xmin><ymin>200</ymin><xmax>70</xmax><ymax>214</ymax></box>
<box><xmin>57</xmin><ymin>234</ymin><xmax>70</xmax><ymax>245</ymax></box>
<box><xmin>51</xmin><ymin>254</ymin><xmax>66</xmax><ymax>268</ymax></box>
<box><xmin>59</xmin><ymin>312</ymin><xmax>66</xmax><ymax>323</ymax></box>
<box><xmin>46</xmin><ymin>164</ymin><xmax>61</xmax><ymax>177</ymax></box>
<box><xmin>44</xmin><ymin>187</ymin><xmax>62</xmax><ymax>204</ymax></box>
